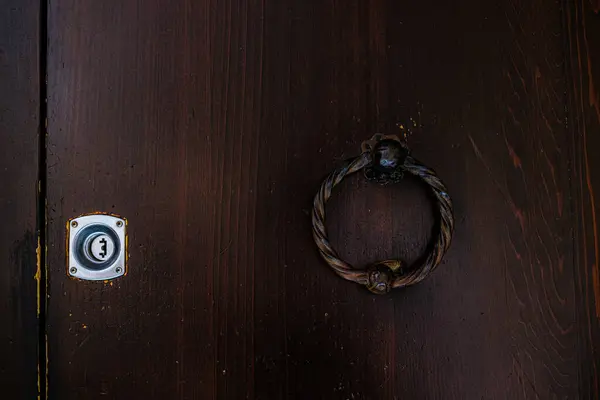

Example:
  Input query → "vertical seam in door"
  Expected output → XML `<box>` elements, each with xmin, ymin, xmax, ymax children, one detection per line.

<box><xmin>37</xmin><ymin>0</ymin><xmax>48</xmax><ymax>399</ymax></box>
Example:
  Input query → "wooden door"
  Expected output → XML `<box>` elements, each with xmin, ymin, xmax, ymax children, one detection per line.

<box><xmin>0</xmin><ymin>1</ymin><xmax>40</xmax><ymax>398</ymax></box>
<box><xmin>37</xmin><ymin>0</ymin><xmax>600</xmax><ymax>399</ymax></box>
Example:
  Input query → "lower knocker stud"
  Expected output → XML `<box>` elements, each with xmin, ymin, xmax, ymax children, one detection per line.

<box><xmin>311</xmin><ymin>134</ymin><xmax>454</xmax><ymax>294</ymax></box>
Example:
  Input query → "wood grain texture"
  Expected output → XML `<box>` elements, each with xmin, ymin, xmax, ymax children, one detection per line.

<box><xmin>0</xmin><ymin>1</ymin><xmax>40</xmax><ymax>399</ymax></box>
<box><xmin>45</xmin><ymin>0</ymin><xmax>597</xmax><ymax>399</ymax></box>
<box><xmin>564</xmin><ymin>0</ymin><xmax>600</xmax><ymax>397</ymax></box>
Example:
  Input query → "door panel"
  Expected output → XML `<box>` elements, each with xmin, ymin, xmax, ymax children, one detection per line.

<box><xmin>565</xmin><ymin>0</ymin><xmax>600</xmax><ymax>395</ymax></box>
<box><xmin>0</xmin><ymin>1</ymin><xmax>40</xmax><ymax>398</ymax></box>
<box><xmin>46</xmin><ymin>0</ymin><xmax>599</xmax><ymax>399</ymax></box>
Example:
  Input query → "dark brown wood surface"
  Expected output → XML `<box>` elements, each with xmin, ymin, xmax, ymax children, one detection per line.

<box><xmin>0</xmin><ymin>1</ymin><xmax>40</xmax><ymax>399</ymax></box>
<box><xmin>45</xmin><ymin>0</ymin><xmax>600</xmax><ymax>399</ymax></box>
<box><xmin>566</xmin><ymin>0</ymin><xmax>600</xmax><ymax>397</ymax></box>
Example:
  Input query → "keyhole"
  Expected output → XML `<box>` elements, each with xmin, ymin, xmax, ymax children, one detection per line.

<box><xmin>99</xmin><ymin>238</ymin><xmax>107</xmax><ymax>258</ymax></box>
<box><xmin>89</xmin><ymin>234</ymin><xmax>115</xmax><ymax>262</ymax></box>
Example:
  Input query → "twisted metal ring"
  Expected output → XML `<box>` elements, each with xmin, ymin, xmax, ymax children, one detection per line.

<box><xmin>312</xmin><ymin>134</ymin><xmax>454</xmax><ymax>294</ymax></box>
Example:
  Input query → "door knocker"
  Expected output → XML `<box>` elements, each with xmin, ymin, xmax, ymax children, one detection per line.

<box><xmin>311</xmin><ymin>134</ymin><xmax>454</xmax><ymax>294</ymax></box>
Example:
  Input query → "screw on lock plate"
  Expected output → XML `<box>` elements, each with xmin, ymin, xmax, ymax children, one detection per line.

<box><xmin>67</xmin><ymin>214</ymin><xmax>127</xmax><ymax>281</ymax></box>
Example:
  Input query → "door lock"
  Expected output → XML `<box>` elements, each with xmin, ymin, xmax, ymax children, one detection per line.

<box><xmin>68</xmin><ymin>214</ymin><xmax>127</xmax><ymax>280</ymax></box>
<box><xmin>88</xmin><ymin>234</ymin><xmax>115</xmax><ymax>261</ymax></box>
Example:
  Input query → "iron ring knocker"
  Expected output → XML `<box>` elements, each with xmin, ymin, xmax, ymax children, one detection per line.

<box><xmin>311</xmin><ymin>134</ymin><xmax>455</xmax><ymax>294</ymax></box>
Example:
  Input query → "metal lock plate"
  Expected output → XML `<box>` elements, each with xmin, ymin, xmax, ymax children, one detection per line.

<box><xmin>68</xmin><ymin>214</ymin><xmax>127</xmax><ymax>280</ymax></box>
